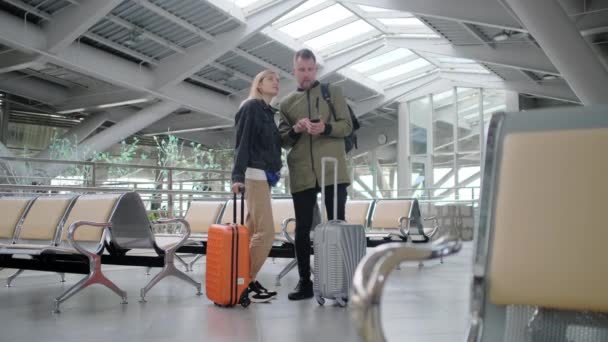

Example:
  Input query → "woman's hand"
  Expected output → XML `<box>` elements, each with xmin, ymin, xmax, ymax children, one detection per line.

<box><xmin>293</xmin><ymin>118</ymin><xmax>309</xmax><ymax>133</ymax></box>
<box><xmin>231</xmin><ymin>182</ymin><xmax>245</xmax><ymax>194</ymax></box>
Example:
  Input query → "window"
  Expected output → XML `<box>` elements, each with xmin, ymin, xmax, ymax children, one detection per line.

<box><xmin>279</xmin><ymin>4</ymin><xmax>353</xmax><ymax>39</ymax></box>
<box><xmin>369</xmin><ymin>58</ymin><xmax>430</xmax><ymax>81</ymax></box>
<box><xmin>304</xmin><ymin>20</ymin><xmax>376</xmax><ymax>50</ymax></box>
<box><xmin>351</xmin><ymin>48</ymin><xmax>413</xmax><ymax>73</ymax></box>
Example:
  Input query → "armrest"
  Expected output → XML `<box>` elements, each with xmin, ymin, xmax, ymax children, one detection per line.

<box><xmin>351</xmin><ymin>235</ymin><xmax>463</xmax><ymax>341</ymax></box>
<box><xmin>281</xmin><ymin>218</ymin><xmax>296</xmax><ymax>244</ymax></box>
<box><xmin>153</xmin><ymin>218</ymin><xmax>191</xmax><ymax>254</ymax></box>
<box><xmin>397</xmin><ymin>216</ymin><xmax>410</xmax><ymax>238</ymax></box>
<box><xmin>67</xmin><ymin>221</ymin><xmax>111</xmax><ymax>258</ymax></box>
<box><xmin>422</xmin><ymin>216</ymin><xmax>440</xmax><ymax>237</ymax></box>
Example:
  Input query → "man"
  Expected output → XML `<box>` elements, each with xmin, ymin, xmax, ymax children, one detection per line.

<box><xmin>278</xmin><ymin>49</ymin><xmax>353</xmax><ymax>301</ymax></box>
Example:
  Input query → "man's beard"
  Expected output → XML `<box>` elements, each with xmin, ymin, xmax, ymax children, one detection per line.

<box><xmin>300</xmin><ymin>80</ymin><xmax>312</xmax><ymax>89</ymax></box>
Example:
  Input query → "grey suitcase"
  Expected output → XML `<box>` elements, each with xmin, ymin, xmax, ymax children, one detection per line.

<box><xmin>313</xmin><ymin>157</ymin><xmax>366</xmax><ymax>307</ymax></box>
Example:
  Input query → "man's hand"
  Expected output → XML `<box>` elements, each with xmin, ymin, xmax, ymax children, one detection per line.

<box><xmin>307</xmin><ymin>120</ymin><xmax>326</xmax><ymax>136</ymax></box>
<box><xmin>231</xmin><ymin>182</ymin><xmax>245</xmax><ymax>194</ymax></box>
<box><xmin>293</xmin><ymin>118</ymin><xmax>309</xmax><ymax>133</ymax></box>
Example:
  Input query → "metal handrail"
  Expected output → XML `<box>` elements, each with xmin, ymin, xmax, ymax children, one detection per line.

<box><xmin>350</xmin><ymin>236</ymin><xmax>463</xmax><ymax>342</ymax></box>
<box><xmin>0</xmin><ymin>156</ymin><xmax>230</xmax><ymax>174</ymax></box>
<box><xmin>0</xmin><ymin>183</ymin><xmax>232</xmax><ymax>196</ymax></box>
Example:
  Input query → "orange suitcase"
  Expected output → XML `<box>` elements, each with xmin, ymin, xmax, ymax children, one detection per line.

<box><xmin>206</xmin><ymin>193</ymin><xmax>251</xmax><ymax>308</ymax></box>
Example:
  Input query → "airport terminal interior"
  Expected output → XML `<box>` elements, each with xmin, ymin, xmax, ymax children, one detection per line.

<box><xmin>0</xmin><ymin>0</ymin><xmax>607</xmax><ymax>341</ymax></box>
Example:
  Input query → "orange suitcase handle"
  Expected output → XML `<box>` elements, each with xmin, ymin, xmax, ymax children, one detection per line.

<box><xmin>233</xmin><ymin>191</ymin><xmax>244</xmax><ymax>225</ymax></box>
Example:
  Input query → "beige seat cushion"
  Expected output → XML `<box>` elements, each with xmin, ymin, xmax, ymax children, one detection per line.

<box><xmin>489</xmin><ymin>129</ymin><xmax>608</xmax><ymax>312</ymax></box>
<box><xmin>61</xmin><ymin>194</ymin><xmax>121</xmax><ymax>242</ymax></box>
<box><xmin>345</xmin><ymin>200</ymin><xmax>372</xmax><ymax>226</ymax></box>
<box><xmin>18</xmin><ymin>196</ymin><xmax>73</xmax><ymax>241</ymax></box>
<box><xmin>220</xmin><ymin>200</ymin><xmax>248</xmax><ymax>225</ymax></box>
<box><xmin>271</xmin><ymin>199</ymin><xmax>295</xmax><ymax>234</ymax></box>
<box><xmin>371</xmin><ymin>200</ymin><xmax>413</xmax><ymax>229</ymax></box>
<box><xmin>184</xmin><ymin>201</ymin><xmax>225</xmax><ymax>234</ymax></box>
<box><xmin>0</xmin><ymin>198</ymin><xmax>31</xmax><ymax>239</ymax></box>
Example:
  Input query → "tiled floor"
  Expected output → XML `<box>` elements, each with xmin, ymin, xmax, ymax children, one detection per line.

<box><xmin>0</xmin><ymin>242</ymin><xmax>473</xmax><ymax>342</ymax></box>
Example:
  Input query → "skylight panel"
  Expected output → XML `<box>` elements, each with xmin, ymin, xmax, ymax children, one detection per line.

<box><xmin>304</xmin><ymin>20</ymin><xmax>376</xmax><ymax>50</ymax></box>
<box><xmin>437</xmin><ymin>57</ymin><xmax>476</xmax><ymax>64</ymax></box>
<box><xmin>276</xmin><ymin>0</ymin><xmax>327</xmax><ymax>22</ymax></box>
<box><xmin>369</xmin><ymin>58</ymin><xmax>431</xmax><ymax>81</ymax></box>
<box><xmin>234</xmin><ymin>0</ymin><xmax>263</xmax><ymax>8</ymax></box>
<box><xmin>279</xmin><ymin>4</ymin><xmax>353</xmax><ymax>39</ymax></box>
<box><xmin>358</xmin><ymin>5</ymin><xmax>390</xmax><ymax>12</ymax></box>
<box><xmin>377</xmin><ymin>17</ymin><xmax>426</xmax><ymax>27</ymax></box>
<box><xmin>351</xmin><ymin>48</ymin><xmax>413</xmax><ymax>73</ymax></box>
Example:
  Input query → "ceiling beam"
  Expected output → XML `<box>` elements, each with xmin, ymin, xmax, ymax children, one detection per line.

<box><xmin>106</xmin><ymin>14</ymin><xmax>186</xmax><ymax>54</ymax></box>
<box><xmin>0</xmin><ymin>72</ymin><xmax>70</xmax><ymax>105</ymax></box>
<box><xmin>504</xmin><ymin>0</ymin><xmax>608</xmax><ymax>105</ymax></box>
<box><xmin>153</xmin><ymin>0</ymin><xmax>306</xmax><ymax>90</ymax></box>
<box><xmin>353</xmin><ymin>72</ymin><xmax>440</xmax><ymax>116</ymax></box>
<box><xmin>440</xmin><ymin>71</ymin><xmax>580</xmax><ymax>103</ymax></box>
<box><xmin>0</xmin><ymin>50</ymin><xmax>42</xmax><ymax>73</ymax></box>
<box><xmin>0</xmin><ymin>11</ymin><xmax>244</xmax><ymax>121</ymax></box>
<box><xmin>460</xmin><ymin>22</ymin><xmax>495</xmax><ymax>48</ymax></box>
<box><xmin>43</xmin><ymin>0</ymin><xmax>123</xmax><ymax>53</ymax></box>
<box><xmin>341</xmin><ymin>0</ymin><xmax>524</xmax><ymax>31</ymax></box>
<box><xmin>387</xmin><ymin>37</ymin><xmax>559</xmax><ymax>75</ymax></box>
<box><xmin>137</xmin><ymin>0</ymin><xmax>216</xmax><ymax>42</ymax></box>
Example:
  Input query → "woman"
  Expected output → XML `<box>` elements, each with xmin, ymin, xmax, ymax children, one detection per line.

<box><xmin>231</xmin><ymin>69</ymin><xmax>282</xmax><ymax>303</ymax></box>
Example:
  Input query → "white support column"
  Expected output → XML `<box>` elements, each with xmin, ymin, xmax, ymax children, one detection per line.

<box><xmin>369</xmin><ymin>150</ymin><xmax>378</xmax><ymax>199</ymax></box>
<box><xmin>505</xmin><ymin>90</ymin><xmax>520</xmax><ymax>112</ymax></box>
<box><xmin>504</xmin><ymin>0</ymin><xmax>608</xmax><ymax>104</ymax></box>
<box><xmin>452</xmin><ymin>87</ymin><xmax>459</xmax><ymax>199</ymax></box>
<box><xmin>426</xmin><ymin>95</ymin><xmax>434</xmax><ymax>193</ymax></box>
<box><xmin>479</xmin><ymin>88</ymin><xmax>485</xmax><ymax>163</ymax></box>
<box><xmin>397</xmin><ymin>102</ymin><xmax>411</xmax><ymax>197</ymax></box>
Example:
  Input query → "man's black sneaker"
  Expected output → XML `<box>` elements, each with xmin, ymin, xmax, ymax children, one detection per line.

<box><xmin>287</xmin><ymin>279</ymin><xmax>313</xmax><ymax>301</ymax></box>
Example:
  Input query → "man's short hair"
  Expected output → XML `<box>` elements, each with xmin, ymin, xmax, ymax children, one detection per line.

<box><xmin>294</xmin><ymin>48</ymin><xmax>316</xmax><ymax>64</ymax></box>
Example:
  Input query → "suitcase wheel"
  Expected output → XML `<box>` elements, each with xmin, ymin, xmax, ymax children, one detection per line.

<box><xmin>336</xmin><ymin>297</ymin><xmax>347</xmax><ymax>307</ymax></box>
<box><xmin>316</xmin><ymin>295</ymin><xmax>325</xmax><ymax>306</ymax></box>
<box><xmin>239</xmin><ymin>290</ymin><xmax>251</xmax><ymax>308</ymax></box>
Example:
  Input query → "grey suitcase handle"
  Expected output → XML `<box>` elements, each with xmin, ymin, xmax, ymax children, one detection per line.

<box><xmin>321</xmin><ymin>157</ymin><xmax>338</xmax><ymax>223</ymax></box>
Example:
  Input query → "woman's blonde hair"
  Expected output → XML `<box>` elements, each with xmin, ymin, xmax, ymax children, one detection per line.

<box><xmin>241</xmin><ymin>69</ymin><xmax>278</xmax><ymax>107</ymax></box>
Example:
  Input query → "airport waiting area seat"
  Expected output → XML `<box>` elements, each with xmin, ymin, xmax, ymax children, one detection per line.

<box><xmin>178</xmin><ymin>200</ymin><xmax>227</xmax><ymax>271</ymax></box>
<box><xmin>368</xmin><ymin>198</ymin><xmax>440</xmax><ymax>243</ymax></box>
<box><xmin>351</xmin><ymin>107</ymin><xmax>608</xmax><ymax>341</ymax></box>
<box><xmin>467</xmin><ymin>108</ymin><xmax>608</xmax><ymax>342</ymax></box>
<box><xmin>0</xmin><ymin>192</ymin><xmax>201</xmax><ymax>312</ymax></box>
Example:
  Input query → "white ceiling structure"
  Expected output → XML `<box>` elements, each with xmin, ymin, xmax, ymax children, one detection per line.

<box><xmin>0</xmin><ymin>0</ymin><xmax>607</xmax><ymax>156</ymax></box>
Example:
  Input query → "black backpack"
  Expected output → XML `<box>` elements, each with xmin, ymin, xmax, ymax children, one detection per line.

<box><xmin>320</xmin><ymin>83</ymin><xmax>360</xmax><ymax>153</ymax></box>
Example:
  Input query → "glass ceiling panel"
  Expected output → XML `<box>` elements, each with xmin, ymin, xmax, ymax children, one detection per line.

<box><xmin>279</xmin><ymin>4</ymin><xmax>353</xmax><ymax>39</ymax></box>
<box><xmin>369</xmin><ymin>58</ymin><xmax>431</xmax><ymax>81</ymax></box>
<box><xmin>276</xmin><ymin>0</ymin><xmax>327</xmax><ymax>22</ymax></box>
<box><xmin>377</xmin><ymin>17</ymin><xmax>426</xmax><ymax>27</ymax></box>
<box><xmin>444</xmin><ymin>64</ymin><xmax>491</xmax><ymax>74</ymax></box>
<box><xmin>392</xmin><ymin>32</ymin><xmax>440</xmax><ymax>38</ymax></box>
<box><xmin>234</xmin><ymin>0</ymin><xmax>263</xmax><ymax>8</ymax></box>
<box><xmin>304</xmin><ymin>20</ymin><xmax>376</xmax><ymax>50</ymax></box>
<box><xmin>351</xmin><ymin>48</ymin><xmax>413</xmax><ymax>73</ymax></box>
<box><xmin>358</xmin><ymin>5</ymin><xmax>391</xmax><ymax>12</ymax></box>
<box><xmin>437</xmin><ymin>56</ymin><xmax>476</xmax><ymax>64</ymax></box>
